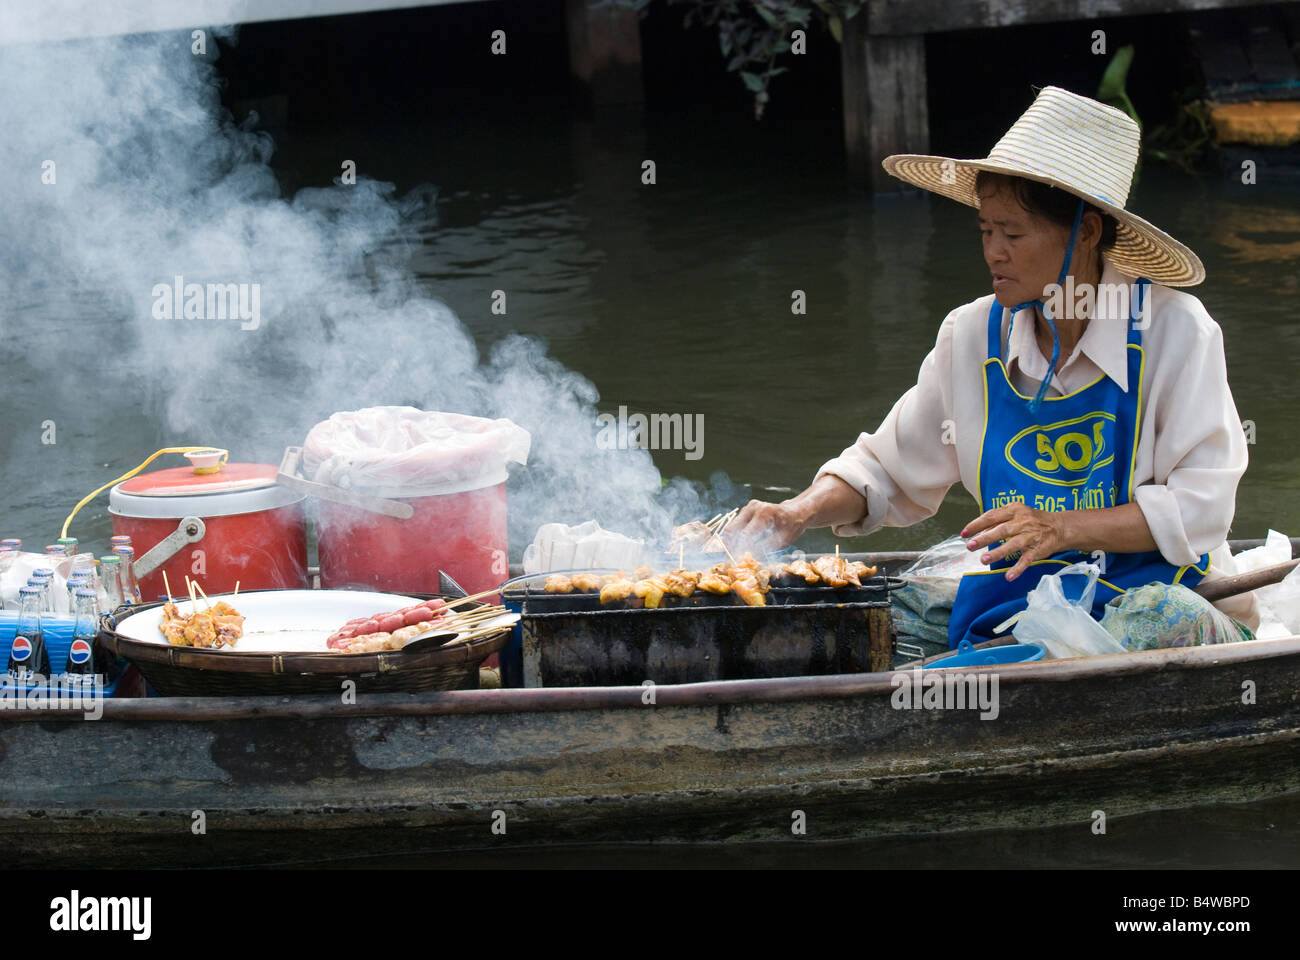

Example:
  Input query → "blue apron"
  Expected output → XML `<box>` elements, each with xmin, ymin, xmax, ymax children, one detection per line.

<box><xmin>947</xmin><ymin>291</ymin><xmax>1210</xmax><ymax>648</ymax></box>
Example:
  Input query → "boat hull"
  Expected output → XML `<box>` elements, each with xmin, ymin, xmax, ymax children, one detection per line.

<box><xmin>3</xmin><ymin>636</ymin><xmax>1299</xmax><ymax>866</ymax></box>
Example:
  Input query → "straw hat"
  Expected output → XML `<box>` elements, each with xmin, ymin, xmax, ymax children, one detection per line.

<box><xmin>883</xmin><ymin>86</ymin><xmax>1205</xmax><ymax>286</ymax></box>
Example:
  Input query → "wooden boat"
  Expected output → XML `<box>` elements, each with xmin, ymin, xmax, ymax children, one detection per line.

<box><xmin>3</xmin><ymin>545</ymin><xmax>1299</xmax><ymax>867</ymax></box>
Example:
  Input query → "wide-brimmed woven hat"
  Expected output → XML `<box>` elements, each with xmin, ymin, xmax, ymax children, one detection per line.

<box><xmin>883</xmin><ymin>85</ymin><xmax>1205</xmax><ymax>286</ymax></box>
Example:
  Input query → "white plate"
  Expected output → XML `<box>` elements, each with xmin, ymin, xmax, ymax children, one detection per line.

<box><xmin>113</xmin><ymin>589</ymin><xmax>427</xmax><ymax>653</ymax></box>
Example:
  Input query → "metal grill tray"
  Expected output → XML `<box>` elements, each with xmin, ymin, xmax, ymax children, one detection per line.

<box><xmin>504</xmin><ymin>575</ymin><xmax>903</xmax><ymax>614</ymax></box>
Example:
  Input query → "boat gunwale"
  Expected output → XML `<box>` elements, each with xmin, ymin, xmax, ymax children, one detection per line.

<box><xmin>7</xmin><ymin>633</ymin><xmax>1300</xmax><ymax>724</ymax></box>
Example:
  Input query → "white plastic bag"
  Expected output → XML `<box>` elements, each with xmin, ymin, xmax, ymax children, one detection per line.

<box><xmin>1012</xmin><ymin>562</ymin><xmax>1125</xmax><ymax>659</ymax></box>
<box><xmin>1261</xmin><ymin>561</ymin><xmax>1300</xmax><ymax>638</ymax></box>
<box><xmin>1236</xmin><ymin>529</ymin><xmax>1297</xmax><ymax>639</ymax></box>
<box><xmin>522</xmin><ymin>521</ymin><xmax>646</xmax><ymax>574</ymax></box>
<box><xmin>302</xmin><ymin>406</ymin><xmax>530</xmax><ymax>497</ymax></box>
<box><xmin>1229</xmin><ymin>528</ymin><xmax>1291</xmax><ymax>576</ymax></box>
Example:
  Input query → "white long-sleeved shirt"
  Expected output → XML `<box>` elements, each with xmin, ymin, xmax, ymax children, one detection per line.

<box><xmin>816</xmin><ymin>260</ymin><xmax>1257</xmax><ymax>627</ymax></box>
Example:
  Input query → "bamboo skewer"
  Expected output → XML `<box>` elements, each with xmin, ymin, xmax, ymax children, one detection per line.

<box><xmin>162</xmin><ymin>571</ymin><xmax>173</xmax><ymax>602</ymax></box>
<box><xmin>440</xmin><ymin>608</ymin><xmax>508</xmax><ymax>629</ymax></box>
<box><xmin>439</xmin><ymin>587</ymin><xmax>502</xmax><ymax>611</ymax></box>
<box><xmin>233</xmin><ymin>580</ymin><xmax>240</xmax><ymax>599</ymax></box>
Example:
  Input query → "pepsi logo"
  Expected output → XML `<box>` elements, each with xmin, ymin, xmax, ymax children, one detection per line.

<box><xmin>10</xmin><ymin>636</ymin><xmax>32</xmax><ymax>662</ymax></box>
<box><xmin>68</xmin><ymin>639</ymin><xmax>92</xmax><ymax>665</ymax></box>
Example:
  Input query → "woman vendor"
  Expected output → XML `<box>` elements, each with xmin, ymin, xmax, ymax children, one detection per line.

<box><xmin>730</xmin><ymin>86</ymin><xmax>1256</xmax><ymax>648</ymax></box>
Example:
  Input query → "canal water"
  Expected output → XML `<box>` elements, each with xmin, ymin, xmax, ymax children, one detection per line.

<box><xmin>5</xmin><ymin>83</ymin><xmax>1297</xmax><ymax>556</ymax></box>
<box><xmin>1</xmin><ymin>19</ymin><xmax>1297</xmax><ymax>868</ymax></box>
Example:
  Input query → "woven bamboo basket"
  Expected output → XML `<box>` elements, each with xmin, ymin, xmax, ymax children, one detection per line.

<box><xmin>99</xmin><ymin>595</ymin><xmax>510</xmax><ymax>696</ymax></box>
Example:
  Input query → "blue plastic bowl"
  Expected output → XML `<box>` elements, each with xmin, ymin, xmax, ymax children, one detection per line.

<box><xmin>924</xmin><ymin>639</ymin><xmax>1045</xmax><ymax>668</ymax></box>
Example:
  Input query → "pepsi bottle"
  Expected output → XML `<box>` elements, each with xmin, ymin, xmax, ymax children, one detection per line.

<box><xmin>65</xmin><ymin>588</ymin><xmax>98</xmax><ymax>680</ymax></box>
<box><xmin>8</xmin><ymin>586</ymin><xmax>50</xmax><ymax>681</ymax></box>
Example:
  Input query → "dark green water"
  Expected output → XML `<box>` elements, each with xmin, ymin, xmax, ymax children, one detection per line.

<box><xmin>7</xmin><ymin>92</ymin><xmax>1297</xmax><ymax>556</ymax></box>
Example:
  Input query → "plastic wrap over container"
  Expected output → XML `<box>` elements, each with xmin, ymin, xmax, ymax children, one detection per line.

<box><xmin>1</xmin><ymin>552</ymin><xmax>104</xmax><ymax>614</ymax></box>
<box><xmin>302</xmin><ymin>406</ymin><xmax>530</xmax><ymax>497</ymax></box>
<box><xmin>303</xmin><ymin>407</ymin><xmax>530</xmax><ymax>600</ymax></box>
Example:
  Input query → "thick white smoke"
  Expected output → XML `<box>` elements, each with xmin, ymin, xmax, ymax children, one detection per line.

<box><xmin>0</xmin><ymin>25</ymin><xmax>723</xmax><ymax>549</ymax></box>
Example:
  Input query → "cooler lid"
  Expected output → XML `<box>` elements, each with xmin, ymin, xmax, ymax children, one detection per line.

<box><xmin>110</xmin><ymin>463</ymin><xmax>304</xmax><ymax>518</ymax></box>
<box><xmin>118</xmin><ymin>462</ymin><xmax>277</xmax><ymax>496</ymax></box>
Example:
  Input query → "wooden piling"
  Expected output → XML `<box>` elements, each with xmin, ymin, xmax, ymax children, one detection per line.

<box><xmin>842</xmin><ymin>15</ymin><xmax>930</xmax><ymax>191</ymax></box>
<box><xmin>566</xmin><ymin>0</ymin><xmax>645</xmax><ymax>108</ymax></box>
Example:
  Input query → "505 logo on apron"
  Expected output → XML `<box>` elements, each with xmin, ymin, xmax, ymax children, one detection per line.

<box><xmin>1003</xmin><ymin>412</ymin><xmax>1116</xmax><ymax>486</ymax></box>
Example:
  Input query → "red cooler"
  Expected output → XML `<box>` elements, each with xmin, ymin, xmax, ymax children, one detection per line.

<box><xmin>297</xmin><ymin>407</ymin><xmax>530</xmax><ymax>598</ymax></box>
<box><xmin>316</xmin><ymin>482</ymin><xmax>509</xmax><ymax>596</ymax></box>
<box><xmin>109</xmin><ymin>461</ymin><xmax>309</xmax><ymax>600</ymax></box>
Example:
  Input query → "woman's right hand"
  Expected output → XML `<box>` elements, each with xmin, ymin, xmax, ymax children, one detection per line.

<box><xmin>724</xmin><ymin>475</ymin><xmax>869</xmax><ymax>555</ymax></box>
<box><xmin>726</xmin><ymin>499</ymin><xmax>808</xmax><ymax>555</ymax></box>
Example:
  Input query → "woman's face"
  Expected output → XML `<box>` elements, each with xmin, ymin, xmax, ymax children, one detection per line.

<box><xmin>978</xmin><ymin>184</ymin><xmax>1074</xmax><ymax>308</ymax></box>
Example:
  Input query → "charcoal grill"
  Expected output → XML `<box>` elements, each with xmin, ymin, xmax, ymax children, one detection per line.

<box><xmin>504</xmin><ymin>567</ymin><xmax>903</xmax><ymax>687</ymax></box>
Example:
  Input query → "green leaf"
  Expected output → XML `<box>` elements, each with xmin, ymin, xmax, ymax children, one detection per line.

<box><xmin>828</xmin><ymin>14</ymin><xmax>842</xmax><ymax>43</ymax></box>
<box><xmin>1097</xmin><ymin>44</ymin><xmax>1134</xmax><ymax>102</ymax></box>
<box><xmin>740</xmin><ymin>70</ymin><xmax>765</xmax><ymax>92</ymax></box>
<box><xmin>754</xmin><ymin>4</ymin><xmax>780</xmax><ymax>28</ymax></box>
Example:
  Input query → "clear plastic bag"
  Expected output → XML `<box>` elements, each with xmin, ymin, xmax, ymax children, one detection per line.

<box><xmin>1012</xmin><ymin>561</ymin><xmax>1125</xmax><ymax>659</ymax></box>
<box><xmin>902</xmin><ymin>535</ymin><xmax>986</xmax><ymax>580</ymax></box>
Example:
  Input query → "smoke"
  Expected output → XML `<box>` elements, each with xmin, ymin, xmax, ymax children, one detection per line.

<box><xmin>0</xmin><ymin>26</ymin><xmax>725</xmax><ymax>550</ymax></box>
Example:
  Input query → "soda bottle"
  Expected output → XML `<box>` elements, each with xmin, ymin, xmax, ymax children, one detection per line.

<box><xmin>1</xmin><ymin>538</ymin><xmax>22</xmax><ymax>552</ymax></box>
<box><xmin>112</xmin><ymin>546</ymin><xmax>143</xmax><ymax>604</ymax></box>
<box><xmin>57</xmin><ymin>537</ymin><xmax>78</xmax><ymax>558</ymax></box>
<box><xmin>8</xmin><ymin>585</ymin><xmax>50</xmax><ymax>681</ymax></box>
<box><xmin>44</xmin><ymin>545</ymin><xmax>67</xmax><ymax>560</ymax></box>
<box><xmin>66</xmin><ymin>575</ymin><xmax>89</xmax><ymax>613</ymax></box>
<box><xmin>99</xmin><ymin>555</ymin><xmax>126</xmax><ymax>611</ymax></box>
<box><xmin>109</xmin><ymin>536</ymin><xmax>132</xmax><ymax>552</ymax></box>
<box><xmin>31</xmin><ymin>568</ymin><xmax>55</xmax><ymax>613</ymax></box>
<box><xmin>65</xmin><ymin>588</ymin><xmax>98</xmax><ymax>680</ymax></box>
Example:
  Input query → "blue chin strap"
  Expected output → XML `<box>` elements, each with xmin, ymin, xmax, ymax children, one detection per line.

<box><xmin>1008</xmin><ymin>198</ymin><xmax>1087</xmax><ymax>414</ymax></box>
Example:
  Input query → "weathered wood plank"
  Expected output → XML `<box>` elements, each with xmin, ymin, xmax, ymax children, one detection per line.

<box><xmin>842</xmin><ymin>19</ymin><xmax>929</xmax><ymax>189</ymax></box>
<box><xmin>864</xmin><ymin>0</ymin><xmax>1292</xmax><ymax>37</ymax></box>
